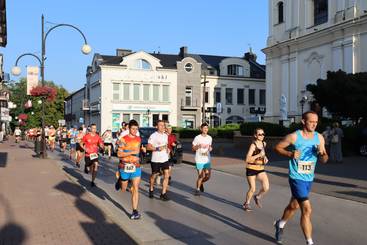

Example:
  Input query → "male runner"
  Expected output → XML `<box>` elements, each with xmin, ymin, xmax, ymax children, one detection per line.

<box><xmin>192</xmin><ymin>123</ymin><xmax>212</xmax><ymax>196</ymax></box>
<box><xmin>116</xmin><ymin>120</ymin><xmax>142</xmax><ymax>220</ymax></box>
<box><xmin>80</xmin><ymin>124</ymin><xmax>104</xmax><ymax>187</ymax></box>
<box><xmin>274</xmin><ymin>111</ymin><xmax>328</xmax><ymax>244</ymax></box>
<box><xmin>147</xmin><ymin>120</ymin><xmax>170</xmax><ymax>201</ymax></box>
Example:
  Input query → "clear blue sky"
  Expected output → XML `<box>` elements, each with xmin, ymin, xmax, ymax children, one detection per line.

<box><xmin>3</xmin><ymin>0</ymin><xmax>268</xmax><ymax>93</ymax></box>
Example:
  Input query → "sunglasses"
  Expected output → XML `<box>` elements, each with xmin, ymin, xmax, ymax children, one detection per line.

<box><xmin>257</xmin><ymin>133</ymin><xmax>265</xmax><ymax>136</ymax></box>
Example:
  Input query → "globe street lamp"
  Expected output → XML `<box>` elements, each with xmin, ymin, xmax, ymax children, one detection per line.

<box><xmin>300</xmin><ymin>95</ymin><xmax>308</xmax><ymax>115</ymax></box>
<box><xmin>11</xmin><ymin>15</ymin><xmax>91</xmax><ymax>158</ymax></box>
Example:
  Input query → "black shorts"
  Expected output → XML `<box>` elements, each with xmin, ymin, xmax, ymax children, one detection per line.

<box><xmin>45</xmin><ymin>136</ymin><xmax>49</xmax><ymax>140</ymax></box>
<box><xmin>76</xmin><ymin>143</ymin><xmax>84</xmax><ymax>152</ymax></box>
<box><xmin>85</xmin><ymin>156</ymin><xmax>99</xmax><ymax>167</ymax></box>
<box><xmin>104</xmin><ymin>143</ymin><xmax>113</xmax><ymax>147</ymax></box>
<box><xmin>246</xmin><ymin>168</ymin><xmax>265</xmax><ymax>176</ymax></box>
<box><xmin>151</xmin><ymin>161</ymin><xmax>170</xmax><ymax>174</ymax></box>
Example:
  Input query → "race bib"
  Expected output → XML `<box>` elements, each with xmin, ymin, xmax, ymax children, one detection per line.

<box><xmin>297</xmin><ymin>161</ymin><xmax>315</xmax><ymax>174</ymax></box>
<box><xmin>124</xmin><ymin>163</ymin><xmax>136</xmax><ymax>173</ymax></box>
<box><xmin>89</xmin><ymin>153</ymin><xmax>99</xmax><ymax>160</ymax></box>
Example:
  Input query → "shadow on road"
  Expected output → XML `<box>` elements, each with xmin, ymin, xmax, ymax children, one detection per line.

<box><xmin>54</xmin><ymin>180</ymin><xmax>136</xmax><ymax>245</ymax></box>
<box><xmin>146</xmin><ymin>211</ymin><xmax>215</xmax><ymax>245</ymax></box>
<box><xmin>0</xmin><ymin>152</ymin><xmax>8</xmax><ymax>168</ymax></box>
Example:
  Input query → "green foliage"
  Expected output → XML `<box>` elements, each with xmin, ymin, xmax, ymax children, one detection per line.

<box><xmin>240</xmin><ymin>122</ymin><xmax>289</xmax><ymax>136</ymax></box>
<box><xmin>307</xmin><ymin>70</ymin><xmax>367</xmax><ymax>121</ymax></box>
<box><xmin>8</xmin><ymin>78</ymin><xmax>69</xmax><ymax>130</ymax></box>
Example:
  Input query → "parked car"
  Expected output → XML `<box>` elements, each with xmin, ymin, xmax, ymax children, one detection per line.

<box><xmin>139</xmin><ymin>127</ymin><xmax>157</xmax><ymax>164</ymax></box>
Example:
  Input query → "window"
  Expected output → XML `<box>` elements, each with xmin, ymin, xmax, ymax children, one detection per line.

<box><xmin>249</xmin><ymin>89</ymin><xmax>255</xmax><ymax>105</ymax></box>
<box><xmin>133</xmin><ymin>114</ymin><xmax>140</xmax><ymax>123</ymax></box>
<box><xmin>153</xmin><ymin>85</ymin><xmax>160</xmax><ymax>102</ymax></box>
<box><xmin>123</xmin><ymin>83</ymin><xmax>130</xmax><ymax>100</ymax></box>
<box><xmin>205</xmin><ymin>87</ymin><xmax>209</xmax><ymax>103</ymax></box>
<box><xmin>153</xmin><ymin>114</ymin><xmax>160</xmax><ymax>126</ymax></box>
<box><xmin>260</xmin><ymin>89</ymin><xmax>266</xmax><ymax>105</ymax></box>
<box><xmin>123</xmin><ymin>114</ymin><xmax>130</xmax><ymax>123</ymax></box>
<box><xmin>278</xmin><ymin>2</ymin><xmax>284</xmax><ymax>23</ymax></box>
<box><xmin>237</xmin><ymin>88</ymin><xmax>244</xmax><ymax>105</ymax></box>
<box><xmin>162</xmin><ymin>85</ymin><xmax>170</xmax><ymax>102</ymax></box>
<box><xmin>185</xmin><ymin>63</ymin><xmax>193</xmax><ymax>72</ymax></box>
<box><xmin>314</xmin><ymin>0</ymin><xmax>328</xmax><ymax>26</ymax></box>
<box><xmin>133</xmin><ymin>84</ymin><xmax>140</xmax><ymax>101</ymax></box>
<box><xmin>162</xmin><ymin>114</ymin><xmax>169</xmax><ymax>122</ymax></box>
<box><xmin>185</xmin><ymin>87</ymin><xmax>192</xmax><ymax>106</ymax></box>
<box><xmin>227</xmin><ymin>65</ymin><xmax>244</xmax><ymax>76</ymax></box>
<box><xmin>143</xmin><ymin>84</ymin><xmax>150</xmax><ymax>101</ymax></box>
<box><xmin>225</xmin><ymin>88</ymin><xmax>233</xmax><ymax>105</ymax></box>
<box><xmin>214</xmin><ymin>88</ymin><xmax>221</xmax><ymax>103</ymax></box>
<box><xmin>135</xmin><ymin>59</ymin><xmax>151</xmax><ymax>70</ymax></box>
<box><xmin>113</xmin><ymin>83</ymin><xmax>120</xmax><ymax>101</ymax></box>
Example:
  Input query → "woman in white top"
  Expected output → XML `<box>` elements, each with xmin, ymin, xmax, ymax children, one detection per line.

<box><xmin>102</xmin><ymin>129</ymin><xmax>113</xmax><ymax>159</ymax></box>
<box><xmin>192</xmin><ymin>123</ymin><xmax>212</xmax><ymax>196</ymax></box>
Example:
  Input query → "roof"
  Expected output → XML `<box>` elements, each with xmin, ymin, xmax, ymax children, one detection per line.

<box><xmin>65</xmin><ymin>87</ymin><xmax>85</xmax><ymax>100</ymax></box>
<box><xmin>97</xmin><ymin>51</ymin><xmax>265</xmax><ymax>79</ymax></box>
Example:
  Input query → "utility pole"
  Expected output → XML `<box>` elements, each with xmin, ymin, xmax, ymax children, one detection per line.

<box><xmin>201</xmin><ymin>70</ymin><xmax>209</xmax><ymax>123</ymax></box>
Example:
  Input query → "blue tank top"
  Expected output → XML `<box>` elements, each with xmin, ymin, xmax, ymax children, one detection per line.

<box><xmin>289</xmin><ymin>130</ymin><xmax>320</xmax><ymax>181</ymax></box>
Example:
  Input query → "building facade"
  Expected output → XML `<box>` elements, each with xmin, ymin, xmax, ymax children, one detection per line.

<box><xmin>263</xmin><ymin>0</ymin><xmax>367</xmax><ymax>123</ymax></box>
<box><xmin>66</xmin><ymin>47</ymin><xmax>265</xmax><ymax>133</ymax></box>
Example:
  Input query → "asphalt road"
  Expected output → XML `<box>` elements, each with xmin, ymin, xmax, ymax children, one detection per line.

<box><xmin>50</xmin><ymin>150</ymin><xmax>367</xmax><ymax>245</ymax></box>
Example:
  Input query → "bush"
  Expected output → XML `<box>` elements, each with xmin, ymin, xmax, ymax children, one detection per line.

<box><xmin>176</xmin><ymin>128</ymin><xmax>200</xmax><ymax>138</ymax></box>
<box><xmin>217</xmin><ymin>128</ymin><xmax>235</xmax><ymax>138</ymax></box>
<box><xmin>240</xmin><ymin>122</ymin><xmax>289</xmax><ymax>137</ymax></box>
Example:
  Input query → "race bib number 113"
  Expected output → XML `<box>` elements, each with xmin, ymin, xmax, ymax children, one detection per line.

<box><xmin>297</xmin><ymin>161</ymin><xmax>315</xmax><ymax>174</ymax></box>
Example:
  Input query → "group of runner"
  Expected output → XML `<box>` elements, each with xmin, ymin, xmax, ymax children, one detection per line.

<box><xmin>20</xmin><ymin>110</ymin><xmax>327</xmax><ymax>244</ymax></box>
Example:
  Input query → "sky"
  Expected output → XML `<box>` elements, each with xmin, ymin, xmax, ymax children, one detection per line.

<box><xmin>2</xmin><ymin>0</ymin><xmax>268</xmax><ymax>93</ymax></box>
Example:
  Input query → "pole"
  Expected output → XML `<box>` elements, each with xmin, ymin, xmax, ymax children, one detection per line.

<box><xmin>201</xmin><ymin>71</ymin><xmax>207</xmax><ymax>123</ymax></box>
<box><xmin>40</xmin><ymin>14</ymin><xmax>47</xmax><ymax>158</ymax></box>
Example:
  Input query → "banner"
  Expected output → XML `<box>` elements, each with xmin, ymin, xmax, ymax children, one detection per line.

<box><xmin>26</xmin><ymin>66</ymin><xmax>39</xmax><ymax>95</ymax></box>
<box><xmin>112</xmin><ymin>113</ymin><xmax>120</xmax><ymax>132</ymax></box>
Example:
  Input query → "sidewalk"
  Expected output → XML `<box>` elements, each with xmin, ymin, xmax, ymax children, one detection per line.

<box><xmin>0</xmin><ymin>138</ymin><xmax>135</xmax><ymax>245</ymax></box>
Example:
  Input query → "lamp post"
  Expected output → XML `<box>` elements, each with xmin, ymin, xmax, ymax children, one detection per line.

<box><xmin>201</xmin><ymin>70</ymin><xmax>209</xmax><ymax>124</ymax></box>
<box><xmin>12</xmin><ymin>15</ymin><xmax>91</xmax><ymax>158</ymax></box>
<box><xmin>300</xmin><ymin>95</ymin><xmax>308</xmax><ymax>115</ymax></box>
<box><xmin>146</xmin><ymin>109</ymin><xmax>151</xmax><ymax>127</ymax></box>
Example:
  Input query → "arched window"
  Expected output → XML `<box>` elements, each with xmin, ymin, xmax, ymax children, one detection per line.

<box><xmin>314</xmin><ymin>0</ymin><xmax>328</xmax><ymax>26</ymax></box>
<box><xmin>227</xmin><ymin>64</ymin><xmax>244</xmax><ymax>76</ymax></box>
<box><xmin>278</xmin><ymin>2</ymin><xmax>284</xmax><ymax>23</ymax></box>
<box><xmin>135</xmin><ymin>59</ymin><xmax>151</xmax><ymax>70</ymax></box>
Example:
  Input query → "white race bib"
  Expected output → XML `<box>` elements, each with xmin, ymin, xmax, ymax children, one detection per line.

<box><xmin>124</xmin><ymin>163</ymin><xmax>136</xmax><ymax>173</ymax></box>
<box><xmin>297</xmin><ymin>161</ymin><xmax>315</xmax><ymax>174</ymax></box>
<box><xmin>89</xmin><ymin>153</ymin><xmax>98</xmax><ymax>160</ymax></box>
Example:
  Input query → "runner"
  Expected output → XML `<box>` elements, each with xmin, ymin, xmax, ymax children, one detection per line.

<box><xmin>166</xmin><ymin>124</ymin><xmax>177</xmax><ymax>186</ymax></box>
<box><xmin>192</xmin><ymin>123</ymin><xmax>212</xmax><ymax>196</ymax></box>
<box><xmin>75</xmin><ymin>127</ymin><xmax>85</xmax><ymax>168</ymax></box>
<box><xmin>48</xmin><ymin>126</ymin><xmax>56</xmax><ymax>152</ymax></box>
<box><xmin>14</xmin><ymin>127</ymin><xmax>21</xmax><ymax>143</ymax></box>
<box><xmin>80</xmin><ymin>124</ymin><xmax>104</xmax><ymax>187</ymax></box>
<box><xmin>273</xmin><ymin>111</ymin><xmax>328</xmax><ymax>244</ymax></box>
<box><xmin>147</xmin><ymin>120</ymin><xmax>170</xmax><ymax>201</ymax></box>
<box><xmin>69</xmin><ymin>126</ymin><xmax>78</xmax><ymax>160</ymax></box>
<box><xmin>243</xmin><ymin>128</ymin><xmax>269</xmax><ymax>211</ymax></box>
<box><xmin>115</xmin><ymin>120</ymin><xmax>142</xmax><ymax>219</ymax></box>
<box><xmin>60</xmin><ymin>126</ymin><xmax>68</xmax><ymax>152</ymax></box>
<box><xmin>102</xmin><ymin>128</ymin><xmax>113</xmax><ymax>159</ymax></box>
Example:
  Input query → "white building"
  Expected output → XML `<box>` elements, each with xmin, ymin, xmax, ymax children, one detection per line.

<box><xmin>65</xmin><ymin>47</ymin><xmax>266</xmax><ymax>133</ymax></box>
<box><xmin>263</xmin><ymin>0</ymin><xmax>367</xmax><ymax>123</ymax></box>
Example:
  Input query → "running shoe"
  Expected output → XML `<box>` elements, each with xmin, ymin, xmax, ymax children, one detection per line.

<box><xmin>254</xmin><ymin>195</ymin><xmax>262</xmax><ymax>208</ymax></box>
<box><xmin>274</xmin><ymin>220</ymin><xmax>284</xmax><ymax>244</ymax></box>
<box><xmin>91</xmin><ymin>181</ymin><xmax>96</xmax><ymax>187</ymax></box>
<box><xmin>243</xmin><ymin>203</ymin><xmax>253</xmax><ymax>212</ymax></box>
<box><xmin>200</xmin><ymin>183</ymin><xmax>204</xmax><ymax>192</ymax></box>
<box><xmin>194</xmin><ymin>190</ymin><xmax>201</xmax><ymax>196</ymax></box>
<box><xmin>130</xmin><ymin>210</ymin><xmax>141</xmax><ymax>220</ymax></box>
<box><xmin>115</xmin><ymin>179</ymin><xmax>121</xmax><ymax>191</ymax></box>
<box><xmin>149</xmin><ymin>190</ymin><xmax>154</xmax><ymax>198</ymax></box>
<box><xmin>160</xmin><ymin>193</ymin><xmax>170</xmax><ymax>201</ymax></box>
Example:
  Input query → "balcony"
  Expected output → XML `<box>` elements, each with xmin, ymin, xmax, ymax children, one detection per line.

<box><xmin>180</xmin><ymin>98</ymin><xmax>200</xmax><ymax>111</ymax></box>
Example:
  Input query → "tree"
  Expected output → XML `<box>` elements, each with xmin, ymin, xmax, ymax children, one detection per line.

<box><xmin>8</xmin><ymin>78</ymin><xmax>69</xmax><ymax>129</ymax></box>
<box><xmin>307</xmin><ymin>70</ymin><xmax>367</xmax><ymax>122</ymax></box>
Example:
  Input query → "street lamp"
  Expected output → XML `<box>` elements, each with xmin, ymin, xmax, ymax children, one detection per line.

<box><xmin>300</xmin><ymin>95</ymin><xmax>308</xmax><ymax>115</ymax></box>
<box><xmin>146</xmin><ymin>109</ymin><xmax>151</xmax><ymax>127</ymax></box>
<box><xmin>11</xmin><ymin>15</ymin><xmax>91</xmax><ymax>158</ymax></box>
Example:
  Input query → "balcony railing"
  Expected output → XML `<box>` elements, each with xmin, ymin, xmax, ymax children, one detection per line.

<box><xmin>181</xmin><ymin>98</ymin><xmax>200</xmax><ymax>110</ymax></box>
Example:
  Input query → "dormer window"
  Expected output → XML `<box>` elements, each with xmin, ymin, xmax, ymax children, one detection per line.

<box><xmin>227</xmin><ymin>64</ymin><xmax>244</xmax><ymax>76</ymax></box>
<box><xmin>278</xmin><ymin>1</ymin><xmax>284</xmax><ymax>23</ymax></box>
<box><xmin>135</xmin><ymin>59</ymin><xmax>151</xmax><ymax>70</ymax></box>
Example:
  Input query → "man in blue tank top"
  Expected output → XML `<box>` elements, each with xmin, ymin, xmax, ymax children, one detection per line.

<box><xmin>274</xmin><ymin>111</ymin><xmax>328</xmax><ymax>245</ymax></box>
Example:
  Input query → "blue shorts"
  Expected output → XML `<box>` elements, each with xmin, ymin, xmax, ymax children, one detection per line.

<box><xmin>196</xmin><ymin>162</ymin><xmax>211</xmax><ymax>170</ymax></box>
<box><xmin>119</xmin><ymin>167</ymin><xmax>141</xmax><ymax>181</ymax></box>
<box><xmin>70</xmin><ymin>143</ymin><xmax>76</xmax><ymax>149</ymax></box>
<box><xmin>289</xmin><ymin>178</ymin><xmax>313</xmax><ymax>202</ymax></box>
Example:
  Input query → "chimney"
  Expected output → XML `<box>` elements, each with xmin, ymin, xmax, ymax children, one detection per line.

<box><xmin>179</xmin><ymin>46</ymin><xmax>188</xmax><ymax>58</ymax></box>
<box><xmin>244</xmin><ymin>52</ymin><xmax>257</xmax><ymax>62</ymax></box>
<box><xmin>116</xmin><ymin>48</ymin><xmax>132</xmax><ymax>57</ymax></box>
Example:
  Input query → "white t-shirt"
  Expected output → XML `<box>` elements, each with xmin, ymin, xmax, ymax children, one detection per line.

<box><xmin>120</xmin><ymin>129</ymin><xmax>140</xmax><ymax>137</ymax></box>
<box><xmin>14</xmin><ymin>129</ymin><xmax>21</xmax><ymax>136</ymax></box>
<box><xmin>148</xmin><ymin>131</ymin><xmax>169</xmax><ymax>163</ymax></box>
<box><xmin>192</xmin><ymin>134</ymin><xmax>213</xmax><ymax>163</ymax></box>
